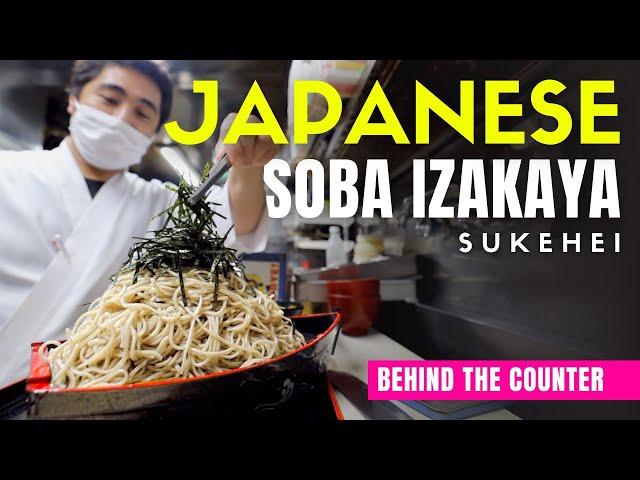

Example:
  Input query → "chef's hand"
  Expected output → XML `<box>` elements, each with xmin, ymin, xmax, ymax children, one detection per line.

<box><xmin>214</xmin><ymin>112</ymin><xmax>279</xmax><ymax>168</ymax></box>
<box><xmin>214</xmin><ymin>112</ymin><xmax>275</xmax><ymax>236</ymax></box>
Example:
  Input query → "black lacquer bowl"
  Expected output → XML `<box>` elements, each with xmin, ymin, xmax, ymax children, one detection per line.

<box><xmin>277</xmin><ymin>300</ymin><xmax>304</xmax><ymax>317</ymax></box>
<box><xmin>26</xmin><ymin>312</ymin><xmax>342</xmax><ymax>420</ymax></box>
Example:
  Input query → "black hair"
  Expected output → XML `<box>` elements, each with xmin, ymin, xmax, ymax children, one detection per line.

<box><xmin>69</xmin><ymin>60</ymin><xmax>174</xmax><ymax>132</ymax></box>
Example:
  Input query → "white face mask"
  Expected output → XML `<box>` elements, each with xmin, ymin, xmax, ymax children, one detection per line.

<box><xmin>68</xmin><ymin>101</ymin><xmax>154</xmax><ymax>171</ymax></box>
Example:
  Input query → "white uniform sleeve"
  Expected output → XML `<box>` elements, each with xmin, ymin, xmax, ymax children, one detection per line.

<box><xmin>208</xmin><ymin>179</ymin><xmax>269</xmax><ymax>254</ymax></box>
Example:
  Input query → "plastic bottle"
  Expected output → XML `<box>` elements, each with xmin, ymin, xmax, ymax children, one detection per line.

<box><xmin>325</xmin><ymin>226</ymin><xmax>347</xmax><ymax>267</ymax></box>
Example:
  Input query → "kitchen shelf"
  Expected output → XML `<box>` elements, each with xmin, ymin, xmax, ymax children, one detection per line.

<box><xmin>289</xmin><ymin>209</ymin><xmax>354</xmax><ymax>228</ymax></box>
<box><xmin>295</xmin><ymin>253</ymin><xmax>421</xmax><ymax>281</ymax></box>
<box><xmin>293</xmin><ymin>254</ymin><xmax>423</xmax><ymax>303</ymax></box>
<box><xmin>294</xmin><ymin>237</ymin><xmax>355</xmax><ymax>252</ymax></box>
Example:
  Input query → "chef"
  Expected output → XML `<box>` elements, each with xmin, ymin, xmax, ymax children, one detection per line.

<box><xmin>0</xmin><ymin>60</ymin><xmax>277</xmax><ymax>388</ymax></box>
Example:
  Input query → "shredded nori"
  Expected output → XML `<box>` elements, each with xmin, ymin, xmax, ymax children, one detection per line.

<box><xmin>112</xmin><ymin>162</ymin><xmax>252</xmax><ymax>305</ymax></box>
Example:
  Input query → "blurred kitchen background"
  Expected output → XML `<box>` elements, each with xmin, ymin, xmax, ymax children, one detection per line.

<box><xmin>1</xmin><ymin>59</ymin><xmax>638</xmax><ymax>419</ymax></box>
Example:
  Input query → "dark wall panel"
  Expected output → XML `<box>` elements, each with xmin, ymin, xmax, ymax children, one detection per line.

<box><xmin>374</xmin><ymin>60</ymin><xmax>640</xmax><ymax>419</ymax></box>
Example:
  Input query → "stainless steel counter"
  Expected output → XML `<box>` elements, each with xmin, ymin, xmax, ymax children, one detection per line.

<box><xmin>328</xmin><ymin>328</ymin><xmax>521</xmax><ymax>420</ymax></box>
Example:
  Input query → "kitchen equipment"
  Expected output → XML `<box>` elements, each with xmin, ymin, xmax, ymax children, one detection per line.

<box><xmin>327</xmin><ymin>370</ymin><xmax>413</xmax><ymax>420</ymax></box>
<box><xmin>188</xmin><ymin>153</ymin><xmax>230</xmax><ymax>205</ymax></box>
<box><xmin>25</xmin><ymin>312</ymin><xmax>341</xmax><ymax>419</ymax></box>
<box><xmin>400</xmin><ymin>399</ymin><xmax>513</xmax><ymax>420</ymax></box>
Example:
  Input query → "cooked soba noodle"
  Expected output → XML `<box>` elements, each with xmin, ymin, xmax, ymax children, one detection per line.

<box><xmin>39</xmin><ymin>268</ymin><xmax>306</xmax><ymax>388</ymax></box>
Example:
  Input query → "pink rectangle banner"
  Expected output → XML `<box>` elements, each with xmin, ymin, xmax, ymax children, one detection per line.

<box><xmin>368</xmin><ymin>360</ymin><xmax>640</xmax><ymax>400</ymax></box>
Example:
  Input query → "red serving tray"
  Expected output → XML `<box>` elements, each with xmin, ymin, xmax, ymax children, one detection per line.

<box><xmin>25</xmin><ymin>312</ymin><xmax>344</xmax><ymax>420</ymax></box>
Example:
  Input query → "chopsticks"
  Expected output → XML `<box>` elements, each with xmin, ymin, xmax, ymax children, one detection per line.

<box><xmin>188</xmin><ymin>153</ymin><xmax>231</xmax><ymax>206</ymax></box>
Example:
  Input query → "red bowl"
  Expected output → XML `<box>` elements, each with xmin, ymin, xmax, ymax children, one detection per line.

<box><xmin>327</xmin><ymin>293</ymin><xmax>380</xmax><ymax>337</ymax></box>
<box><xmin>25</xmin><ymin>312</ymin><xmax>342</xmax><ymax>420</ymax></box>
<box><xmin>327</xmin><ymin>278</ymin><xmax>380</xmax><ymax>297</ymax></box>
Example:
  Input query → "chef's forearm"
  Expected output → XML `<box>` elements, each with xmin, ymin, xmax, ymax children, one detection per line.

<box><xmin>228</xmin><ymin>165</ymin><xmax>266</xmax><ymax>236</ymax></box>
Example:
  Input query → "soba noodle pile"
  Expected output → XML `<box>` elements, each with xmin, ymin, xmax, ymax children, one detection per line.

<box><xmin>39</xmin><ymin>268</ymin><xmax>305</xmax><ymax>388</ymax></box>
<box><xmin>38</xmin><ymin>167</ymin><xmax>307</xmax><ymax>388</ymax></box>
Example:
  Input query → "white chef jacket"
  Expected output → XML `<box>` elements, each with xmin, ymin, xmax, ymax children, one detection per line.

<box><xmin>0</xmin><ymin>139</ymin><xmax>269</xmax><ymax>388</ymax></box>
